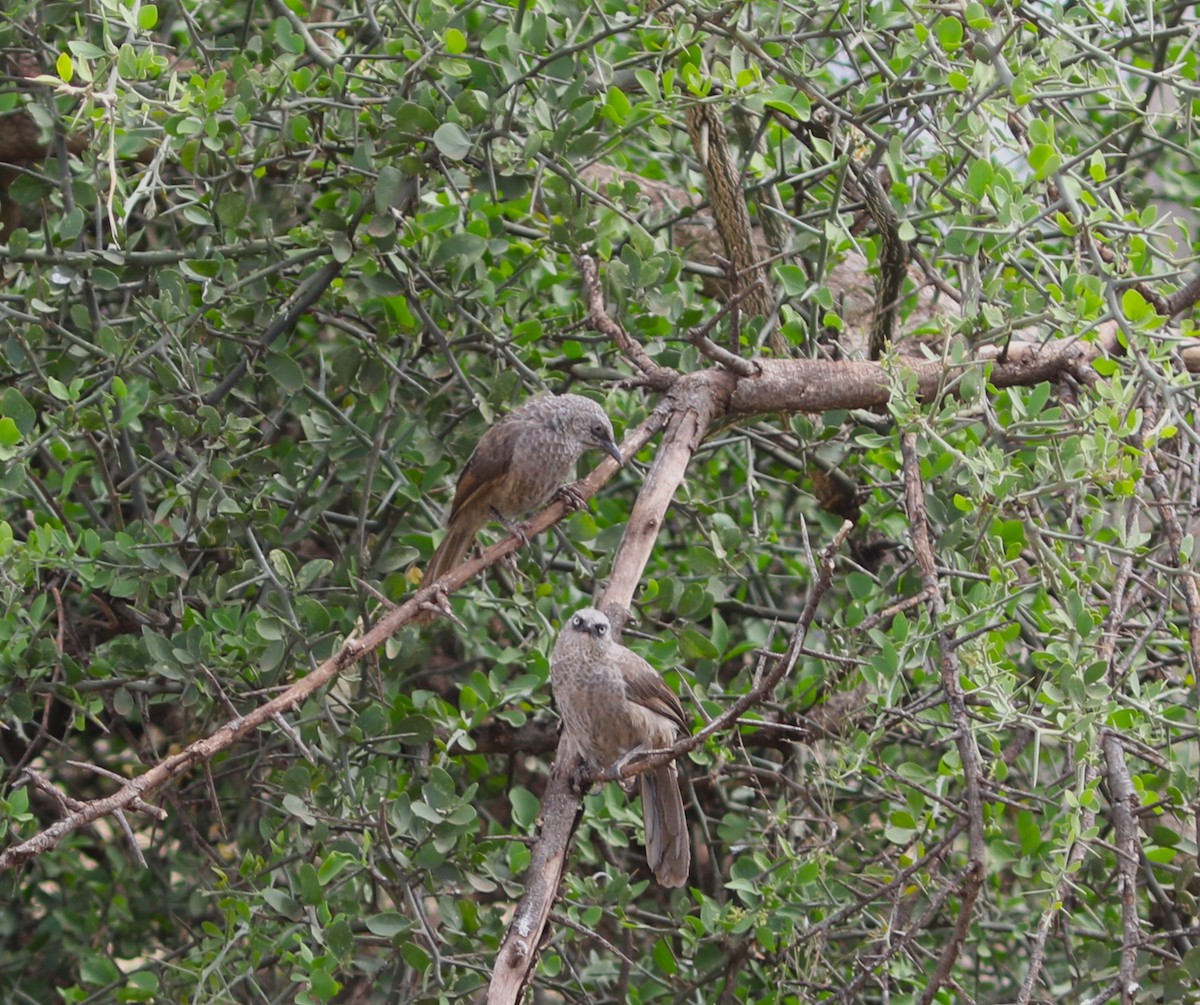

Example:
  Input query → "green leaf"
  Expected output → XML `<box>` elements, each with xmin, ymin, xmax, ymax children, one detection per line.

<box><xmin>80</xmin><ymin>955</ymin><xmax>121</xmax><ymax>985</ymax></box>
<box><xmin>1121</xmin><ymin>288</ymin><xmax>1153</xmax><ymax>324</ymax></box>
<box><xmin>307</xmin><ymin>966</ymin><xmax>341</xmax><ymax>1001</ymax></box>
<box><xmin>366</xmin><ymin>912</ymin><xmax>413</xmax><ymax>939</ymax></box>
<box><xmin>400</xmin><ymin>941</ymin><xmax>431</xmax><ymax>972</ymax></box>
<box><xmin>265</xmin><ymin>352</ymin><xmax>305</xmax><ymax>392</ymax></box>
<box><xmin>764</xmin><ymin>84</ymin><xmax>811</xmax><ymax>121</ymax></box>
<box><xmin>317</xmin><ymin>851</ymin><xmax>356</xmax><ymax>884</ymax></box>
<box><xmin>509</xmin><ymin>785</ymin><xmax>539</xmax><ymax>828</ymax></box>
<box><xmin>652</xmin><ymin>937</ymin><xmax>678</xmax><ymax>975</ymax></box>
<box><xmin>679</xmin><ymin>628</ymin><xmax>718</xmax><ymax>661</ymax></box>
<box><xmin>935</xmin><ymin>16</ymin><xmax>964</xmax><ymax>49</ymax></box>
<box><xmin>1028</xmin><ymin>144</ymin><xmax>1060</xmax><ymax>180</ymax></box>
<box><xmin>282</xmin><ymin>794</ymin><xmax>315</xmax><ymax>825</ymax></box>
<box><xmin>432</xmin><ymin>232</ymin><xmax>487</xmax><ymax>267</ymax></box>
<box><xmin>0</xmin><ymin>417</ymin><xmax>20</xmax><ymax>451</ymax></box>
<box><xmin>444</xmin><ymin>28</ymin><xmax>467</xmax><ymax>54</ymax></box>
<box><xmin>298</xmin><ymin>863</ymin><xmax>322</xmax><ymax>904</ymax></box>
<box><xmin>776</xmin><ymin>263</ymin><xmax>807</xmax><ymax>296</ymax></box>
<box><xmin>966</xmin><ymin>160</ymin><xmax>992</xmax><ymax>201</ymax></box>
<box><xmin>605</xmin><ymin>85</ymin><xmax>631</xmax><ymax>123</ymax></box>
<box><xmin>432</xmin><ymin>122</ymin><xmax>472</xmax><ymax>160</ymax></box>
<box><xmin>263</xmin><ymin>888</ymin><xmax>303</xmax><ymax>920</ymax></box>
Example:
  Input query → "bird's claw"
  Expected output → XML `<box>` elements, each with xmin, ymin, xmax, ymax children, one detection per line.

<box><xmin>569</xmin><ymin>763</ymin><xmax>593</xmax><ymax>796</ymax></box>
<box><xmin>554</xmin><ymin>483</ymin><xmax>588</xmax><ymax>513</ymax></box>
<box><xmin>491</xmin><ymin>507</ymin><xmax>533</xmax><ymax>546</ymax></box>
<box><xmin>602</xmin><ymin>745</ymin><xmax>647</xmax><ymax>791</ymax></box>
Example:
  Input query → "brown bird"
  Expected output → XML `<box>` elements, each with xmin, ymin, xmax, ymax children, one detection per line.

<box><xmin>551</xmin><ymin>607</ymin><xmax>690</xmax><ymax>888</ymax></box>
<box><xmin>423</xmin><ymin>394</ymin><xmax>622</xmax><ymax>587</ymax></box>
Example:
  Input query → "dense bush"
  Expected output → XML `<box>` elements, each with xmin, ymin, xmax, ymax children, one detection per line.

<box><xmin>2</xmin><ymin>0</ymin><xmax>1199</xmax><ymax>1002</ymax></box>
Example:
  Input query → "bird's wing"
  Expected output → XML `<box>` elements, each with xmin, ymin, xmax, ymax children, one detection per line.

<box><xmin>619</xmin><ymin>649</ymin><xmax>689</xmax><ymax>735</ymax></box>
<box><xmin>447</xmin><ymin>417</ymin><xmax>523</xmax><ymax>524</ymax></box>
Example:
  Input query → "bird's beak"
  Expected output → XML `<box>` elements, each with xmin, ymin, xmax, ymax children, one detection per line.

<box><xmin>601</xmin><ymin>437</ymin><xmax>622</xmax><ymax>465</ymax></box>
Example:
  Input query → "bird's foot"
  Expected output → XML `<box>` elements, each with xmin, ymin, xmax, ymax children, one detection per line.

<box><xmin>568</xmin><ymin>762</ymin><xmax>593</xmax><ymax>796</ymax></box>
<box><xmin>553</xmin><ymin>482</ymin><xmax>588</xmax><ymax>513</ymax></box>
<box><xmin>491</xmin><ymin>507</ymin><xmax>533</xmax><ymax>546</ymax></box>
<box><xmin>600</xmin><ymin>745</ymin><xmax>648</xmax><ymax>792</ymax></box>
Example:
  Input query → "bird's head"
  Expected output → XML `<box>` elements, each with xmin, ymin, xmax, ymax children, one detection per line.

<box><xmin>563</xmin><ymin>396</ymin><xmax>622</xmax><ymax>464</ymax></box>
<box><xmin>565</xmin><ymin>607</ymin><xmax>612</xmax><ymax>642</ymax></box>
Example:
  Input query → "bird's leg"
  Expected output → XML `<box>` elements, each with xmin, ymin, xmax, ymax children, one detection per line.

<box><xmin>490</xmin><ymin>506</ymin><xmax>533</xmax><ymax>545</ymax></box>
<box><xmin>488</xmin><ymin>507</ymin><xmax>530</xmax><ymax>574</ymax></box>
<box><xmin>553</xmin><ymin>482</ymin><xmax>588</xmax><ymax>512</ymax></box>
<box><xmin>598</xmin><ymin>744</ymin><xmax>649</xmax><ymax>792</ymax></box>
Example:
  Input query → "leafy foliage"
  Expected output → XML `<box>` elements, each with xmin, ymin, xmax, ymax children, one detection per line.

<box><xmin>2</xmin><ymin>0</ymin><xmax>1199</xmax><ymax>1002</ymax></box>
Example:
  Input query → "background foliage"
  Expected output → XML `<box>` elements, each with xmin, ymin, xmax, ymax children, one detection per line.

<box><xmin>2</xmin><ymin>0</ymin><xmax>1199</xmax><ymax>1002</ymax></box>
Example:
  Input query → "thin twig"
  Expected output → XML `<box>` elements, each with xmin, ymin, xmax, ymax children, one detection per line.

<box><xmin>577</xmin><ymin>254</ymin><xmax>678</xmax><ymax>391</ymax></box>
<box><xmin>1102</xmin><ymin>730</ymin><xmax>1142</xmax><ymax>1005</ymax></box>
<box><xmin>901</xmin><ymin>432</ymin><xmax>986</xmax><ymax>1005</ymax></box>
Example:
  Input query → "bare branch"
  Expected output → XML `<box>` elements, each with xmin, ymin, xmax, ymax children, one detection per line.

<box><xmin>577</xmin><ymin>254</ymin><xmax>678</xmax><ymax>390</ymax></box>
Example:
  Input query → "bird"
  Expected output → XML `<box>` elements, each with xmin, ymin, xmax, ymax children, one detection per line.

<box><xmin>422</xmin><ymin>394</ymin><xmax>622</xmax><ymax>589</ymax></box>
<box><xmin>550</xmin><ymin>607</ymin><xmax>690</xmax><ymax>888</ymax></box>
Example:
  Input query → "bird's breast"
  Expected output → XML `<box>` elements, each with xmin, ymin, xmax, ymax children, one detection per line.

<box><xmin>553</xmin><ymin>659</ymin><xmax>666</xmax><ymax>767</ymax></box>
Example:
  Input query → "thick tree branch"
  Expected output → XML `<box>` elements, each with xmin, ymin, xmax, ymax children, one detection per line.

<box><xmin>729</xmin><ymin>326</ymin><xmax>1120</xmax><ymax>415</ymax></box>
<box><xmin>486</xmin><ymin>749</ymin><xmax>585</xmax><ymax>1005</ymax></box>
<box><xmin>604</xmin><ymin>371</ymin><xmax>734</xmax><ymax>612</ymax></box>
<box><xmin>683</xmin><ymin>103</ymin><xmax>774</xmax><ymax>326</ymax></box>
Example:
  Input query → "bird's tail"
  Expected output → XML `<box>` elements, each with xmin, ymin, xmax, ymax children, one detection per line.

<box><xmin>415</xmin><ymin>518</ymin><xmax>480</xmax><ymax>624</ymax></box>
<box><xmin>641</xmin><ymin>764</ymin><xmax>690</xmax><ymax>888</ymax></box>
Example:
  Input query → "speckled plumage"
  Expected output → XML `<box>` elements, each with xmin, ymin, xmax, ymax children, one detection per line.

<box><xmin>423</xmin><ymin>394</ymin><xmax>621</xmax><ymax>585</ymax></box>
<box><xmin>551</xmin><ymin>607</ymin><xmax>690</xmax><ymax>888</ymax></box>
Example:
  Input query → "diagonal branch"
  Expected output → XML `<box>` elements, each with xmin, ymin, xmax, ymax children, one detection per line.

<box><xmin>578</xmin><ymin>254</ymin><xmax>678</xmax><ymax>391</ymax></box>
<box><xmin>0</xmin><ymin>418</ymin><xmax>659</xmax><ymax>873</ymax></box>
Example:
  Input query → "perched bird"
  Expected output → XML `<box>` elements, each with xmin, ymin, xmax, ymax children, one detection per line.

<box><xmin>422</xmin><ymin>394</ymin><xmax>622</xmax><ymax>587</ymax></box>
<box><xmin>551</xmin><ymin>607</ymin><xmax>690</xmax><ymax>888</ymax></box>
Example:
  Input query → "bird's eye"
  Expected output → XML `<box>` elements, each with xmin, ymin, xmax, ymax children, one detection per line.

<box><xmin>592</xmin><ymin>423</ymin><xmax>605</xmax><ymax>437</ymax></box>
<box><xmin>596</xmin><ymin>624</ymin><xmax>606</xmax><ymax>636</ymax></box>
<box><xmin>572</xmin><ymin>615</ymin><xmax>583</xmax><ymax>629</ymax></box>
